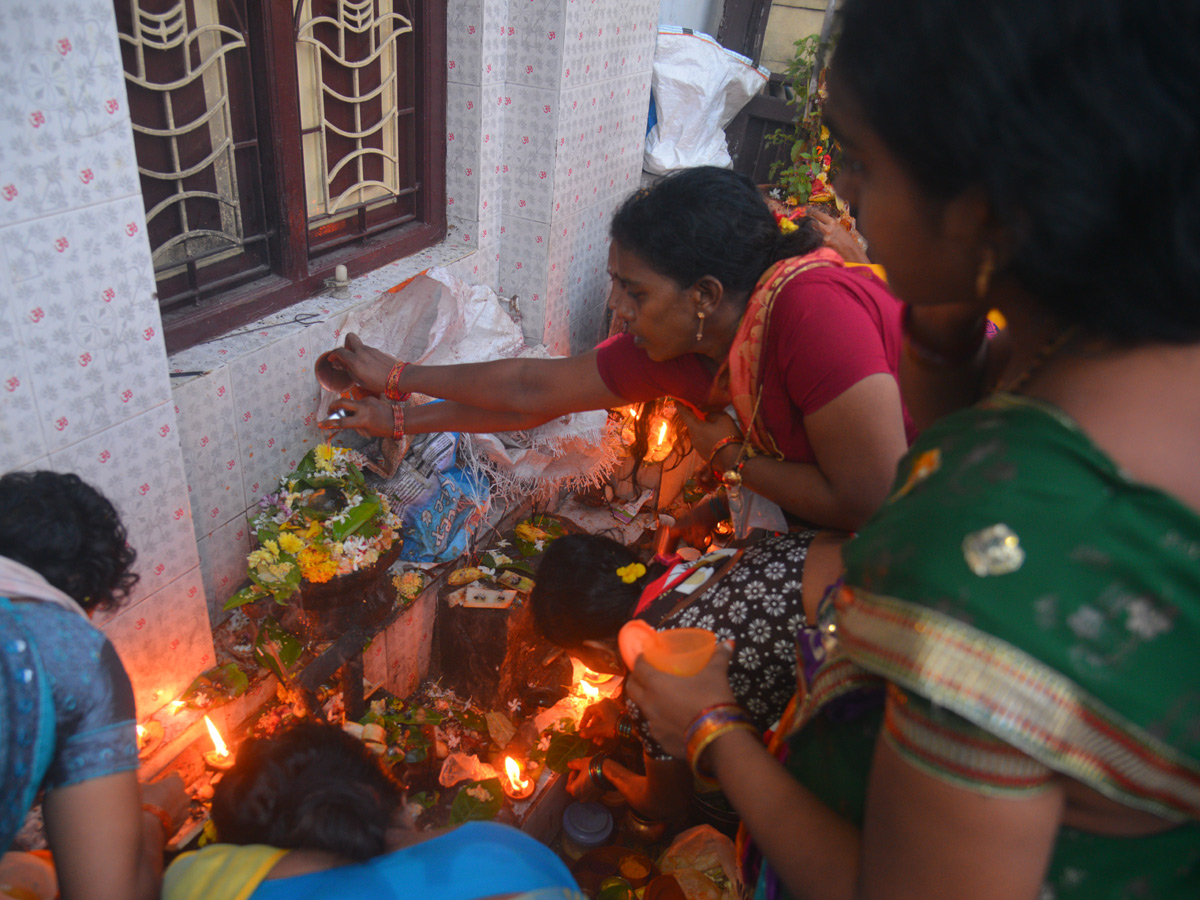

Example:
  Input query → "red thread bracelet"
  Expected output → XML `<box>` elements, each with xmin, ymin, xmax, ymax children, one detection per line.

<box><xmin>391</xmin><ymin>403</ymin><xmax>406</xmax><ymax>440</ymax></box>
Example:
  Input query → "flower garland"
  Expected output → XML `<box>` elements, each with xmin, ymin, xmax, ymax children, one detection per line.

<box><xmin>225</xmin><ymin>444</ymin><xmax>403</xmax><ymax>609</ymax></box>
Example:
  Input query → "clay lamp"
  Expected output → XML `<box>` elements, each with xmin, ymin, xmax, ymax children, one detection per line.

<box><xmin>136</xmin><ymin>721</ymin><xmax>163</xmax><ymax>760</ymax></box>
<box><xmin>502</xmin><ymin>756</ymin><xmax>535</xmax><ymax>801</ymax></box>
<box><xmin>203</xmin><ymin>715</ymin><xmax>236</xmax><ymax>772</ymax></box>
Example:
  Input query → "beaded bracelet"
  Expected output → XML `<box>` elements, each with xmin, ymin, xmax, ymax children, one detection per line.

<box><xmin>391</xmin><ymin>403</ymin><xmax>406</xmax><ymax>441</ymax></box>
<box><xmin>616</xmin><ymin>714</ymin><xmax>636</xmax><ymax>741</ymax></box>
<box><xmin>588</xmin><ymin>752</ymin><xmax>614</xmax><ymax>791</ymax></box>
<box><xmin>142</xmin><ymin>803</ymin><xmax>174</xmax><ymax>839</ymax></box>
<box><xmin>901</xmin><ymin>304</ymin><xmax>986</xmax><ymax>368</ymax></box>
<box><xmin>384</xmin><ymin>360</ymin><xmax>412</xmax><ymax>401</ymax></box>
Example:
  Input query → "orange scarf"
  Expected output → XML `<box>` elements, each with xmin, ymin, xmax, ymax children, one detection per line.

<box><xmin>726</xmin><ymin>248</ymin><xmax>844</xmax><ymax>458</ymax></box>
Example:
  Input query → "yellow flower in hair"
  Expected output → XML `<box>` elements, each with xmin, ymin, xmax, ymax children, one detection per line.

<box><xmin>617</xmin><ymin>563</ymin><xmax>647</xmax><ymax>584</ymax></box>
<box><xmin>778</xmin><ymin>216</ymin><xmax>798</xmax><ymax>234</ymax></box>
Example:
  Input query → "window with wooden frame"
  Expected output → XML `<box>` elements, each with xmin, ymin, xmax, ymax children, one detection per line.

<box><xmin>116</xmin><ymin>0</ymin><xmax>446</xmax><ymax>352</ymax></box>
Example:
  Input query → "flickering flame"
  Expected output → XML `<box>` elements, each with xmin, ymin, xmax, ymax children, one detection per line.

<box><xmin>578</xmin><ymin>679</ymin><xmax>599</xmax><ymax>700</ymax></box>
<box><xmin>167</xmin><ymin>699</ymin><xmax>186</xmax><ymax>715</ymax></box>
<box><xmin>204</xmin><ymin>715</ymin><xmax>230</xmax><ymax>758</ymax></box>
<box><xmin>136</xmin><ymin>724</ymin><xmax>146</xmax><ymax>740</ymax></box>
<box><xmin>655</xmin><ymin>420</ymin><xmax>668</xmax><ymax>447</ymax></box>
<box><xmin>504</xmin><ymin>756</ymin><xmax>530</xmax><ymax>791</ymax></box>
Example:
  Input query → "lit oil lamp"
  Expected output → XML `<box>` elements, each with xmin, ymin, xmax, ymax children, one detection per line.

<box><xmin>580</xmin><ymin>665</ymin><xmax>614</xmax><ymax>686</ymax></box>
<box><xmin>202</xmin><ymin>715</ymin><xmax>236</xmax><ymax>771</ymax></box>
<box><xmin>502</xmin><ymin>755</ymin><xmax>535</xmax><ymax>801</ymax></box>
<box><xmin>618</xmin><ymin>404</ymin><xmax>676</xmax><ymax>463</ymax></box>
<box><xmin>137</xmin><ymin>720</ymin><xmax>163</xmax><ymax>759</ymax></box>
<box><xmin>643</xmin><ymin>418</ymin><xmax>673</xmax><ymax>463</ymax></box>
<box><xmin>166</xmin><ymin>699</ymin><xmax>186</xmax><ymax>715</ymax></box>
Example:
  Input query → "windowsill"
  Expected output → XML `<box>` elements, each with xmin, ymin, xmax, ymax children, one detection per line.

<box><xmin>166</xmin><ymin>237</ymin><xmax>475</xmax><ymax>383</ymax></box>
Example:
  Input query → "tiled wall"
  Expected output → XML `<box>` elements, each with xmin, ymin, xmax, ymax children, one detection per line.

<box><xmin>0</xmin><ymin>0</ymin><xmax>213</xmax><ymax>718</ymax></box>
<box><xmin>448</xmin><ymin>0</ymin><xmax>659</xmax><ymax>353</ymax></box>
<box><xmin>0</xmin><ymin>0</ymin><xmax>656</xmax><ymax>725</ymax></box>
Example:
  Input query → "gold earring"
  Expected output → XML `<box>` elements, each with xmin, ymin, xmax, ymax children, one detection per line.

<box><xmin>975</xmin><ymin>249</ymin><xmax>995</xmax><ymax>299</ymax></box>
<box><xmin>695</xmin><ymin>311</ymin><xmax>705</xmax><ymax>342</ymax></box>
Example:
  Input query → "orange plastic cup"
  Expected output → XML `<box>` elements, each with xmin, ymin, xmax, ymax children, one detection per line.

<box><xmin>642</xmin><ymin>628</ymin><xmax>716</xmax><ymax>676</ymax></box>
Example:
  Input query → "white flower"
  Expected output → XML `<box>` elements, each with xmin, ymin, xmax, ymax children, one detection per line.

<box><xmin>727</xmin><ymin>600</ymin><xmax>749</xmax><ymax>624</ymax></box>
<box><xmin>773</xmin><ymin>638</ymin><xmax>794</xmax><ymax>660</ymax></box>
<box><xmin>762</xmin><ymin>594</ymin><xmax>787</xmax><ymax>616</ymax></box>
<box><xmin>786</xmin><ymin>613</ymin><xmax>807</xmax><ymax>634</ymax></box>
<box><xmin>729</xmin><ymin>672</ymin><xmax>751</xmax><ymax>695</ymax></box>
<box><xmin>507</xmin><ymin>697</ymin><xmax>522</xmax><ymax>713</ymax></box>
<box><xmin>763</xmin><ymin>561</ymin><xmax>787</xmax><ymax>581</ymax></box>
<box><xmin>737</xmin><ymin>646</ymin><xmax>761</xmax><ymax>670</ymax></box>
<box><xmin>744</xmin><ymin>581</ymin><xmax>767</xmax><ymax>601</ymax></box>
<box><xmin>1067</xmin><ymin>605</ymin><xmax>1105</xmax><ymax>640</ymax></box>
<box><xmin>496</xmin><ymin>539</ymin><xmax>511</xmax><ymax>548</ymax></box>
<box><xmin>1125</xmin><ymin>597</ymin><xmax>1171</xmax><ymax>640</ymax></box>
<box><xmin>537</xmin><ymin>732</ymin><xmax>552</xmax><ymax>752</ymax></box>
<box><xmin>747</xmin><ymin>618</ymin><xmax>772</xmax><ymax>643</ymax></box>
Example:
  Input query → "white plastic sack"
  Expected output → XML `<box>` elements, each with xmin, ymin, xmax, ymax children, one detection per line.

<box><xmin>644</xmin><ymin>27</ymin><xmax>770</xmax><ymax>174</ymax></box>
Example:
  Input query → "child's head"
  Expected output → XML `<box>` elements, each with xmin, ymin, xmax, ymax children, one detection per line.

<box><xmin>531</xmin><ymin>534</ymin><xmax>649</xmax><ymax>673</ymax></box>
<box><xmin>0</xmin><ymin>470</ymin><xmax>139</xmax><ymax>612</ymax></box>
<box><xmin>212</xmin><ymin>722</ymin><xmax>403</xmax><ymax>861</ymax></box>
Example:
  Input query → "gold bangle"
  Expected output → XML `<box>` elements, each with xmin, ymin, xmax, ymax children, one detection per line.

<box><xmin>707</xmin><ymin>435</ymin><xmax>742</xmax><ymax>477</ymax></box>
<box><xmin>688</xmin><ymin>721</ymin><xmax>758</xmax><ymax>788</ymax></box>
<box><xmin>142</xmin><ymin>803</ymin><xmax>174</xmax><ymax>839</ymax></box>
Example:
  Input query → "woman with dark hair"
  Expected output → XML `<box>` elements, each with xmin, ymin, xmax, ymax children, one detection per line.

<box><xmin>163</xmin><ymin>722</ymin><xmax>584</xmax><ymax>900</ymax></box>
<box><xmin>0</xmin><ymin>470</ymin><xmax>188</xmax><ymax>900</ymax></box>
<box><xmin>626</xmin><ymin>1</ymin><xmax>1200</xmax><ymax>898</ymax></box>
<box><xmin>530</xmin><ymin>530</ymin><xmax>843</xmax><ymax>823</ymax></box>
<box><xmin>321</xmin><ymin>166</ymin><xmax>914</xmax><ymax>533</ymax></box>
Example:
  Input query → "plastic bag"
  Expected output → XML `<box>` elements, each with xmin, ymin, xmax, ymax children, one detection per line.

<box><xmin>657</xmin><ymin>825</ymin><xmax>742</xmax><ymax>900</ymax></box>
<box><xmin>644</xmin><ymin>27</ymin><xmax>770</xmax><ymax>174</ymax></box>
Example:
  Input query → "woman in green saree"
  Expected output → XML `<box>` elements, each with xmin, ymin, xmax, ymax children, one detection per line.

<box><xmin>623</xmin><ymin>0</ymin><xmax>1200</xmax><ymax>898</ymax></box>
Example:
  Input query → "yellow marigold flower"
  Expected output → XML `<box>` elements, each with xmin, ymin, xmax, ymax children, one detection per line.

<box><xmin>247</xmin><ymin>549</ymin><xmax>274</xmax><ymax>568</ymax></box>
<box><xmin>300</xmin><ymin>560</ymin><xmax>338</xmax><ymax>583</ymax></box>
<box><xmin>278</xmin><ymin>532</ymin><xmax>304</xmax><ymax>555</ymax></box>
<box><xmin>262</xmin><ymin>540</ymin><xmax>280</xmax><ymax>557</ymax></box>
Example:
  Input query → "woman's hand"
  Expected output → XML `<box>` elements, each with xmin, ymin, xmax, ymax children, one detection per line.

<box><xmin>625</xmin><ymin>642</ymin><xmax>737</xmax><ymax>759</ymax></box>
<box><xmin>578</xmin><ymin>698</ymin><xmax>623</xmax><ymax>742</ymax></box>
<box><xmin>565</xmin><ymin>757</ymin><xmax>604</xmax><ymax>802</ymax></box>
<box><xmin>678</xmin><ymin>407</ymin><xmax>742</xmax><ymax>469</ymax></box>
<box><xmin>140</xmin><ymin>772</ymin><xmax>188</xmax><ymax>836</ymax></box>
<box><xmin>327</xmin><ymin>333</ymin><xmax>398</xmax><ymax>395</ymax></box>
<box><xmin>317</xmin><ymin>397</ymin><xmax>394</xmax><ymax>438</ymax></box>
<box><xmin>810</xmin><ymin>209</ymin><xmax>871</xmax><ymax>265</ymax></box>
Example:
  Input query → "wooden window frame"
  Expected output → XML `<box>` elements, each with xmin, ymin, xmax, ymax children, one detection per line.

<box><xmin>156</xmin><ymin>0</ymin><xmax>446</xmax><ymax>353</ymax></box>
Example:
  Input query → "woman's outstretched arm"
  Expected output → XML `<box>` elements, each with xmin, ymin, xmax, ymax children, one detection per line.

<box><xmin>327</xmin><ymin>334</ymin><xmax>627</xmax><ymax>415</ymax></box>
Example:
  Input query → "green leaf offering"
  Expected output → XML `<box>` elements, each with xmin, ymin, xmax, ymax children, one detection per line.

<box><xmin>543</xmin><ymin>730</ymin><xmax>592</xmax><ymax>773</ymax></box>
<box><xmin>449</xmin><ymin>778</ymin><xmax>504</xmax><ymax>824</ymax></box>
<box><xmin>254</xmin><ymin>617</ymin><xmax>303</xmax><ymax>681</ymax></box>
<box><xmin>181</xmin><ymin>662</ymin><xmax>250</xmax><ymax>709</ymax></box>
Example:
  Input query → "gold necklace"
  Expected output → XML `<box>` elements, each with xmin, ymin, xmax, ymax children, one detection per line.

<box><xmin>993</xmin><ymin>325</ymin><xmax>1078</xmax><ymax>395</ymax></box>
